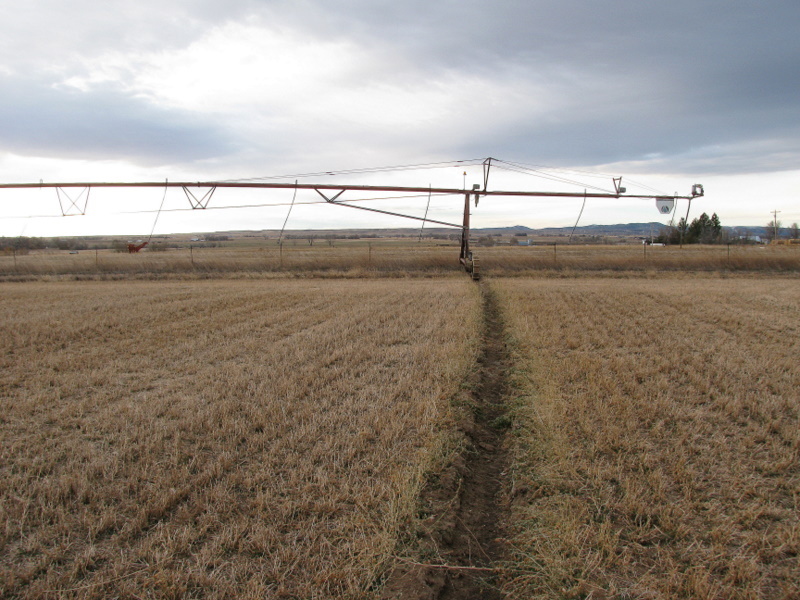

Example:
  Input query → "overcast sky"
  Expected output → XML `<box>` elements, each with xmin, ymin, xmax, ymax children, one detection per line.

<box><xmin>1</xmin><ymin>0</ymin><xmax>799</xmax><ymax>236</ymax></box>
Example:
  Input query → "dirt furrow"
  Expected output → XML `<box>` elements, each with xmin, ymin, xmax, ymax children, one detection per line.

<box><xmin>382</xmin><ymin>283</ymin><xmax>510</xmax><ymax>599</ymax></box>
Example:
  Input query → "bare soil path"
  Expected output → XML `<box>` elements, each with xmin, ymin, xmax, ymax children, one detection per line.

<box><xmin>382</xmin><ymin>283</ymin><xmax>510</xmax><ymax>599</ymax></box>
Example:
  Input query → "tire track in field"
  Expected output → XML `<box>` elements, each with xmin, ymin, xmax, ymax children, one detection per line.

<box><xmin>382</xmin><ymin>282</ymin><xmax>510</xmax><ymax>599</ymax></box>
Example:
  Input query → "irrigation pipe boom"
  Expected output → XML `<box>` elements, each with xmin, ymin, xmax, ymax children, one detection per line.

<box><xmin>0</xmin><ymin>164</ymin><xmax>704</xmax><ymax>279</ymax></box>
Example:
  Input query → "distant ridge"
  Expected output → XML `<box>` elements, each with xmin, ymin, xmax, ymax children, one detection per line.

<box><xmin>173</xmin><ymin>222</ymin><xmax>767</xmax><ymax>238</ymax></box>
<box><xmin>230</xmin><ymin>223</ymin><xmax>668</xmax><ymax>237</ymax></box>
<box><xmin>473</xmin><ymin>222</ymin><xmax>668</xmax><ymax>236</ymax></box>
<box><xmin>9</xmin><ymin>222</ymin><xmax>778</xmax><ymax>241</ymax></box>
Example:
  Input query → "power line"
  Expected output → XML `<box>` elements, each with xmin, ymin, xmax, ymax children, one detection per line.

<box><xmin>493</xmin><ymin>159</ymin><xmax>673</xmax><ymax>196</ymax></box>
<box><xmin>224</xmin><ymin>158</ymin><xmax>486</xmax><ymax>183</ymax></box>
<box><xmin>492</xmin><ymin>161</ymin><xmax>613</xmax><ymax>193</ymax></box>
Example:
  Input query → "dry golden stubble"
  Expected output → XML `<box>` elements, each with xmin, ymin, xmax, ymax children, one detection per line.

<box><xmin>0</xmin><ymin>278</ymin><xmax>481</xmax><ymax>599</ymax></box>
<box><xmin>494</xmin><ymin>277</ymin><xmax>800</xmax><ymax>600</ymax></box>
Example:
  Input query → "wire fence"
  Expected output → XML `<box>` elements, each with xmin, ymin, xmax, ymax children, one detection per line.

<box><xmin>1</xmin><ymin>242</ymin><xmax>798</xmax><ymax>279</ymax></box>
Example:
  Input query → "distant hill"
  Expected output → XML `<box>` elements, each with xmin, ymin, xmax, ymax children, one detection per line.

<box><xmin>239</xmin><ymin>223</ymin><xmax>670</xmax><ymax>238</ymax></box>
<box><xmin>163</xmin><ymin>223</ymin><xmax>776</xmax><ymax>240</ymax></box>
<box><xmin>473</xmin><ymin>222</ymin><xmax>667</xmax><ymax>237</ymax></box>
<box><xmin>219</xmin><ymin>224</ymin><xmax>656</xmax><ymax>238</ymax></box>
<box><xmin>476</xmin><ymin>223</ymin><xmax>777</xmax><ymax>238</ymax></box>
<box><xmin>8</xmin><ymin>222</ymin><xmax>783</xmax><ymax>244</ymax></box>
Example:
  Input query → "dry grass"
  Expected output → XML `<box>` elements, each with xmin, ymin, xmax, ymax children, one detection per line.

<box><xmin>0</xmin><ymin>244</ymin><xmax>461</xmax><ymax>278</ymax></box>
<box><xmin>495</xmin><ymin>277</ymin><xmax>800</xmax><ymax>599</ymax></box>
<box><xmin>0</xmin><ymin>278</ymin><xmax>481</xmax><ymax>599</ymax></box>
<box><xmin>479</xmin><ymin>244</ymin><xmax>800</xmax><ymax>273</ymax></box>
<box><xmin>1</xmin><ymin>243</ymin><xmax>798</xmax><ymax>280</ymax></box>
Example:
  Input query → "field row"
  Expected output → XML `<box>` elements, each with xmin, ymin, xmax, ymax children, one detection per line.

<box><xmin>496</xmin><ymin>278</ymin><xmax>800</xmax><ymax>599</ymax></box>
<box><xmin>0</xmin><ymin>279</ymin><xmax>481</xmax><ymax>598</ymax></box>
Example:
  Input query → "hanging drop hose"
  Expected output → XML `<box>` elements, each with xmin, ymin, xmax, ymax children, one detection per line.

<box><xmin>278</xmin><ymin>180</ymin><xmax>298</xmax><ymax>245</ymax></box>
<box><xmin>146</xmin><ymin>179</ymin><xmax>169</xmax><ymax>247</ymax></box>
<box><xmin>569</xmin><ymin>190</ymin><xmax>587</xmax><ymax>243</ymax></box>
<box><xmin>418</xmin><ymin>184</ymin><xmax>432</xmax><ymax>242</ymax></box>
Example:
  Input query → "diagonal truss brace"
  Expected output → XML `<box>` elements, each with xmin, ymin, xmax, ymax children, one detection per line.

<box><xmin>55</xmin><ymin>186</ymin><xmax>90</xmax><ymax>216</ymax></box>
<box><xmin>182</xmin><ymin>185</ymin><xmax>217</xmax><ymax>209</ymax></box>
<box><xmin>313</xmin><ymin>188</ymin><xmax>463</xmax><ymax>229</ymax></box>
<box><xmin>3</xmin><ymin>173</ymin><xmax>703</xmax><ymax>278</ymax></box>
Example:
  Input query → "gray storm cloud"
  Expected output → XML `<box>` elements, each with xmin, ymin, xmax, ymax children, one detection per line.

<box><xmin>1</xmin><ymin>0</ymin><xmax>799</xmax><ymax>175</ymax></box>
<box><xmin>0</xmin><ymin>77</ymin><xmax>236</xmax><ymax>163</ymax></box>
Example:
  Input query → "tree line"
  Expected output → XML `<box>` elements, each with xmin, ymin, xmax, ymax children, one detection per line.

<box><xmin>656</xmin><ymin>212</ymin><xmax>723</xmax><ymax>244</ymax></box>
<box><xmin>0</xmin><ymin>236</ymin><xmax>92</xmax><ymax>252</ymax></box>
<box><xmin>0</xmin><ymin>236</ymin><xmax>232</xmax><ymax>254</ymax></box>
<box><xmin>655</xmin><ymin>213</ymin><xmax>799</xmax><ymax>245</ymax></box>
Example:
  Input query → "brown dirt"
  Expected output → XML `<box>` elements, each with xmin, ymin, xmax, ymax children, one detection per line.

<box><xmin>381</xmin><ymin>283</ymin><xmax>510</xmax><ymax>599</ymax></box>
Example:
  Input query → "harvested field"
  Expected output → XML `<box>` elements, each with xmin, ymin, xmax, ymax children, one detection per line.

<box><xmin>0</xmin><ymin>279</ymin><xmax>482</xmax><ymax>599</ymax></box>
<box><xmin>496</xmin><ymin>277</ymin><xmax>800</xmax><ymax>599</ymax></box>
<box><xmin>478</xmin><ymin>244</ymin><xmax>800</xmax><ymax>273</ymax></box>
<box><xmin>5</xmin><ymin>273</ymin><xmax>800</xmax><ymax>600</ymax></box>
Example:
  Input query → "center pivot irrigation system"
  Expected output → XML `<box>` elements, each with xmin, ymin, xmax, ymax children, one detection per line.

<box><xmin>0</xmin><ymin>158</ymin><xmax>704</xmax><ymax>279</ymax></box>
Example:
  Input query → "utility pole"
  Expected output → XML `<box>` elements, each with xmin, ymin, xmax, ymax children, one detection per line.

<box><xmin>771</xmin><ymin>210</ymin><xmax>781</xmax><ymax>241</ymax></box>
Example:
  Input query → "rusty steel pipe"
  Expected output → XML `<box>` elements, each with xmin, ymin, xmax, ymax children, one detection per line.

<box><xmin>0</xmin><ymin>180</ymin><xmax>702</xmax><ymax>201</ymax></box>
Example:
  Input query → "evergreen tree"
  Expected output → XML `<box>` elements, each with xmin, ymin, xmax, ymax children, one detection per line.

<box><xmin>686</xmin><ymin>212</ymin><xmax>723</xmax><ymax>244</ymax></box>
<box><xmin>710</xmin><ymin>213</ymin><xmax>722</xmax><ymax>237</ymax></box>
<box><xmin>657</xmin><ymin>213</ymin><xmax>724</xmax><ymax>244</ymax></box>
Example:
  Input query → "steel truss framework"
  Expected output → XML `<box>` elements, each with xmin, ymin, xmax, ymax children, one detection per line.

<box><xmin>0</xmin><ymin>158</ymin><xmax>704</xmax><ymax>277</ymax></box>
